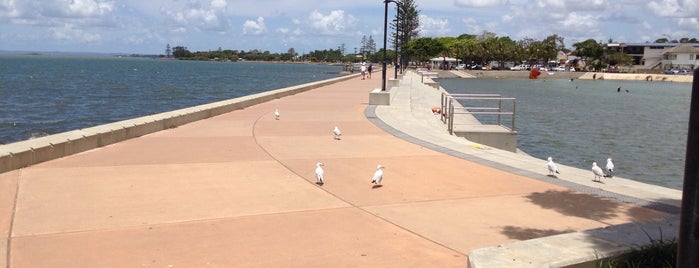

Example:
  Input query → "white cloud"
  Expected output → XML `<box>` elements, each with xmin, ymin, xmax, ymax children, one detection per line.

<box><xmin>461</xmin><ymin>17</ymin><xmax>482</xmax><ymax>34</ymax></box>
<box><xmin>454</xmin><ymin>0</ymin><xmax>504</xmax><ymax>8</ymax></box>
<box><xmin>50</xmin><ymin>24</ymin><xmax>101</xmax><ymax>42</ymax></box>
<box><xmin>210</xmin><ymin>0</ymin><xmax>227</xmax><ymax>9</ymax></box>
<box><xmin>243</xmin><ymin>16</ymin><xmax>267</xmax><ymax>35</ymax></box>
<box><xmin>647</xmin><ymin>0</ymin><xmax>699</xmax><ymax>17</ymax></box>
<box><xmin>419</xmin><ymin>15</ymin><xmax>450</xmax><ymax>37</ymax></box>
<box><xmin>307</xmin><ymin>10</ymin><xmax>356</xmax><ymax>35</ymax></box>
<box><xmin>561</xmin><ymin>12</ymin><xmax>599</xmax><ymax>28</ymax></box>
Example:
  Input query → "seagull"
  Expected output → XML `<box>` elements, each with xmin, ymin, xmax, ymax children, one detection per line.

<box><xmin>333</xmin><ymin>126</ymin><xmax>342</xmax><ymax>140</ymax></box>
<box><xmin>605</xmin><ymin>158</ymin><xmax>615</xmax><ymax>177</ymax></box>
<box><xmin>315</xmin><ymin>162</ymin><xmax>324</xmax><ymax>184</ymax></box>
<box><xmin>274</xmin><ymin>109</ymin><xmax>280</xmax><ymax>120</ymax></box>
<box><xmin>592</xmin><ymin>162</ymin><xmax>606</xmax><ymax>182</ymax></box>
<box><xmin>547</xmin><ymin>157</ymin><xmax>560</xmax><ymax>175</ymax></box>
<box><xmin>371</xmin><ymin>165</ymin><xmax>384</xmax><ymax>185</ymax></box>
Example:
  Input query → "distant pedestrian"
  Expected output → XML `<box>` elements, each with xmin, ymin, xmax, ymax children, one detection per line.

<box><xmin>617</xmin><ymin>86</ymin><xmax>621</xmax><ymax>93</ymax></box>
<box><xmin>367</xmin><ymin>63</ymin><xmax>373</xmax><ymax>79</ymax></box>
<box><xmin>593</xmin><ymin>73</ymin><xmax>597</xmax><ymax>80</ymax></box>
<box><xmin>360</xmin><ymin>63</ymin><xmax>367</xmax><ymax>80</ymax></box>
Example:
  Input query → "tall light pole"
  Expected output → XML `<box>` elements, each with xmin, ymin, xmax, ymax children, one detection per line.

<box><xmin>393</xmin><ymin>18</ymin><xmax>399</xmax><ymax>79</ymax></box>
<box><xmin>382</xmin><ymin>0</ymin><xmax>401</xmax><ymax>91</ymax></box>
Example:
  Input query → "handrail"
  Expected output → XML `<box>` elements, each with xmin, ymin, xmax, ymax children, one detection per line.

<box><xmin>442</xmin><ymin>92</ymin><xmax>516</xmax><ymax>134</ymax></box>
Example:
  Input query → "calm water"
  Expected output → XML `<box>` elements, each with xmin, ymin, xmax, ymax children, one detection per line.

<box><xmin>0</xmin><ymin>55</ymin><xmax>342</xmax><ymax>144</ymax></box>
<box><xmin>438</xmin><ymin>77</ymin><xmax>692</xmax><ymax>190</ymax></box>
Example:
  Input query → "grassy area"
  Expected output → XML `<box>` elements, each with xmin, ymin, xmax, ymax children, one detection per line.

<box><xmin>597</xmin><ymin>236</ymin><xmax>677</xmax><ymax>268</ymax></box>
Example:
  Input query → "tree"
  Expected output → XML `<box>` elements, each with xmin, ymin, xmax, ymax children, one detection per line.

<box><xmin>655</xmin><ymin>38</ymin><xmax>669</xmax><ymax>43</ymax></box>
<box><xmin>359</xmin><ymin>35</ymin><xmax>377</xmax><ymax>60</ymax></box>
<box><xmin>572</xmin><ymin>39</ymin><xmax>604</xmax><ymax>70</ymax></box>
<box><xmin>391</xmin><ymin>0</ymin><xmax>420</xmax><ymax>67</ymax></box>
<box><xmin>165</xmin><ymin>44</ymin><xmax>172</xmax><ymax>58</ymax></box>
<box><xmin>487</xmin><ymin>36</ymin><xmax>519</xmax><ymax>69</ymax></box>
<box><xmin>405</xmin><ymin>37</ymin><xmax>443</xmax><ymax>64</ymax></box>
<box><xmin>477</xmin><ymin>31</ymin><xmax>497</xmax><ymax>41</ymax></box>
<box><xmin>608</xmin><ymin>52</ymin><xmax>633</xmax><ymax>66</ymax></box>
<box><xmin>172</xmin><ymin>46</ymin><xmax>192</xmax><ymax>59</ymax></box>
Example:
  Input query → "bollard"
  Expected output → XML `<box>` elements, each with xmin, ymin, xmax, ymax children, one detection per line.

<box><xmin>678</xmin><ymin>67</ymin><xmax>699</xmax><ymax>267</ymax></box>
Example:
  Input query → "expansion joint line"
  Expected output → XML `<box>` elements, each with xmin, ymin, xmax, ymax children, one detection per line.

<box><xmin>250</xmin><ymin>110</ymin><xmax>467</xmax><ymax>258</ymax></box>
<box><xmin>250</xmin><ymin>111</ymin><xmax>360</xmax><ymax>208</ymax></box>
<box><xmin>6</xmin><ymin>169</ymin><xmax>22</xmax><ymax>268</ymax></box>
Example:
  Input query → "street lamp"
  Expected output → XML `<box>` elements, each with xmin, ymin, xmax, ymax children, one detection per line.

<box><xmin>382</xmin><ymin>0</ymin><xmax>401</xmax><ymax>91</ymax></box>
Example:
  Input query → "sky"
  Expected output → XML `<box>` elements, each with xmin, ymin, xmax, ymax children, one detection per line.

<box><xmin>1</xmin><ymin>0</ymin><xmax>697</xmax><ymax>55</ymax></box>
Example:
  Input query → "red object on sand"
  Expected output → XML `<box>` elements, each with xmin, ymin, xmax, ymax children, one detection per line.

<box><xmin>529</xmin><ymin>68</ymin><xmax>541</xmax><ymax>79</ymax></box>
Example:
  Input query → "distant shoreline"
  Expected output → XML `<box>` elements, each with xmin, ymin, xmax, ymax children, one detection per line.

<box><xmin>458</xmin><ymin>69</ymin><xmax>694</xmax><ymax>83</ymax></box>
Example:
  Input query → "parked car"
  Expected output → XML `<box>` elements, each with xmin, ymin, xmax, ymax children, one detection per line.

<box><xmin>679</xmin><ymin>70</ymin><xmax>691</xmax><ymax>75</ymax></box>
<box><xmin>664</xmin><ymin>69</ymin><xmax>679</xmax><ymax>75</ymax></box>
<box><xmin>553</xmin><ymin>66</ymin><xmax>566</xmax><ymax>72</ymax></box>
<box><xmin>470</xmin><ymin>65</ymin><xmax>483</xmax><ymax>70</ymax></box>
<box><xmin>510</xmin><ymin>64</ymin><xmax>529</xmax><ymax>71</ymax></box>
<box><xmin>455</xmin><ymin>64</ymin><xmax>466</xmax><ymax>70</ymax></box>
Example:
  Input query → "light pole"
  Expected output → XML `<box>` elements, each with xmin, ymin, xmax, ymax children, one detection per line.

<box><xmin>393</xmin><ymin>18</ymin><xmax>399</xmax><ymax>79</ymax></box>
<box><xmin>382</xmin><ymin>0</ymin><xmax>401</xmax><ymax>91</ymax></box>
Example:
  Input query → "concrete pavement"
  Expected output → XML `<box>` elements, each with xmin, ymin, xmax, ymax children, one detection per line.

<box><xmin>1</xmin><ymin>70</ymin><xmax>680</xmax><ymax>267</ymax></box>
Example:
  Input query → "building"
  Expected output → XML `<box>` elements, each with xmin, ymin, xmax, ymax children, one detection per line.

<box><xmin>606</xmin><ymin>42</ymin><xmax>699</xmax><ymax>72</ymax></box>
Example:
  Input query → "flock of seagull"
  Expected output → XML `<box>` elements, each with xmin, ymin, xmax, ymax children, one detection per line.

<box><xmin>547</xmin><ymin>156</ymin><xmax>615</xmax><ymax>182</ymax></box>
<box><xmin>278</xmin><ymin>108</ymin><xmax>617</xmax><ymax>188</ymax></box>
<box><xmin>273</xmin><ymin>109</ymin><xmax>385</xmax><ymax>187</ymax></box>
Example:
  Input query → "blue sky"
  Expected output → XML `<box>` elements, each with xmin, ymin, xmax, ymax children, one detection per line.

<box><xmin>1</xmin><ymin>0</ymin><xmax>697</xmax><ymax>55</ymax></box>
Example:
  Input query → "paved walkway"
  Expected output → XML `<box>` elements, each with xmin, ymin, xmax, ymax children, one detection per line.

<box><xmin>1</xmin><ymin>71</ymin><xmax>680</xmax><ymax>267</ymax></box>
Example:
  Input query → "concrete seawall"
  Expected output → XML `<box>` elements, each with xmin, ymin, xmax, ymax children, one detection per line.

<box><xmin>0</xmin><ymin>73</ymin><xmax>358</xmax><ymax>174</ymax></box>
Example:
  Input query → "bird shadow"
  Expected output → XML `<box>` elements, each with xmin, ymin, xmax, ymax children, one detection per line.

<box><xmin>372</xmin><ymin>185</ymin><xmax>383</xmax><ymax>189</ymax></box>
<box><xmin>592</xmin><ymin>180</ymin><xmax>605</xmax><ymax>184</ymax></box>
<box><xmin>315</xmin><ymin>182</ymin><xmax>324</xmax><ymax>186</ymax></box>
<box><xmin>546</xmin><ymin>174</ymin><xmax>558</xmax><ymax>179</ymax></box>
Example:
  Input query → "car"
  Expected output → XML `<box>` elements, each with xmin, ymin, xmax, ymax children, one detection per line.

<box><xmin>510</xmin><ymin>64</ymin><xmax>529</xmax><ymax>71</ymax></box>
<box><xmin>553</xmin><ymin>66</ymin><xmax>566</xmax><ymax>72</ymax></box>
<box><xmin>455</xmin><ymin>64</ymin><xmax>466</xmax><ymax>70</ymax></box>
<box><xmin>679</xmin><ymin>69</ymin><xmax>691</xmax><ymax>75</ymax></box>
<box><xmin>470</xmin><ymin>65</ymin><xmax>483</xmax><ymax>70</ymax></box>
<box><xmin>664</xmin><ymin>69</ymin><xmax>679</xmax><ymax>75</ymax></box>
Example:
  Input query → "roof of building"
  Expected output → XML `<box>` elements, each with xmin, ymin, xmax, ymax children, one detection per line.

<box><xmin>663</xmin><ymin>43</ymin><xmax>699</xmax><ymax>54</ymax></box>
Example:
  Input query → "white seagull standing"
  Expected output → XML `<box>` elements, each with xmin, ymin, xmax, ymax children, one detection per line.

<box><xmin>606</xmin><ymin>158</ymin><xmax>615</xmax><ymax>177</ymax></box>
<box><xmin>315</xmin><ymin>162</ymin><xmax>325</xmax><ymax>184</ymax></box>
<box><xmin>333</xmin><ymin>126</ymin><xmax>342</xmax><ymax>140</ymax></box>
<box><xmin>371</xmin><ymin>165</ymin><xmax>384</xmax><ymax>185</ymax></box>
<box><xmin>547</xmin><ymin>157</ymin><xmax>560</xmax><ymax>176</ymax></box>
<box><xmin>592</xmin><ymin>162</ymin><xmax>606</xmax><ymax>182</ymax></box>
<box><xmin>274</xmin><ymin>109</ymin><xmax>280</xmax><ymax>120</ymax></box>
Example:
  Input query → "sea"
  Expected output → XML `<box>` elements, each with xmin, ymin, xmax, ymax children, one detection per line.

<box><xmin>0</xmin><ymin>55</ymin><xmax>343</xmax><ymax>144</ymax></box>
<box><xmin>437</xmin><ymin>77</ymin><xmax>693</xmax><ymax>190</ymax></box>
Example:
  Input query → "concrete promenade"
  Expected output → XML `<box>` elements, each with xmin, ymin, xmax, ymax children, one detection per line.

<box><xmin>1</xmin><ymin>71</ymin><xmax>681</xmax><ymax>267</ymax></box>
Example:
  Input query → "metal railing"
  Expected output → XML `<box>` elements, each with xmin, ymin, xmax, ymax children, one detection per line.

<box><xmin>440</xmin><ymin>92</ymin><xmax>516</xmax><ymax>134</ymax></box>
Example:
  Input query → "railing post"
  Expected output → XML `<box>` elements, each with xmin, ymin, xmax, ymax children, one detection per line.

<box><xmin>497</xmin><ymin>98</ymin><xmax>502</xmax><ymax>126</ymax></box>
<box><xmin>449</xmin><ymin>99</ymin><xmax>455</xmax><ymax>134</ymax></box>
<box><xmin>512</xmin><ymin>100</ymin><xmax>516</xmax><ymax>131</ymax></box>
